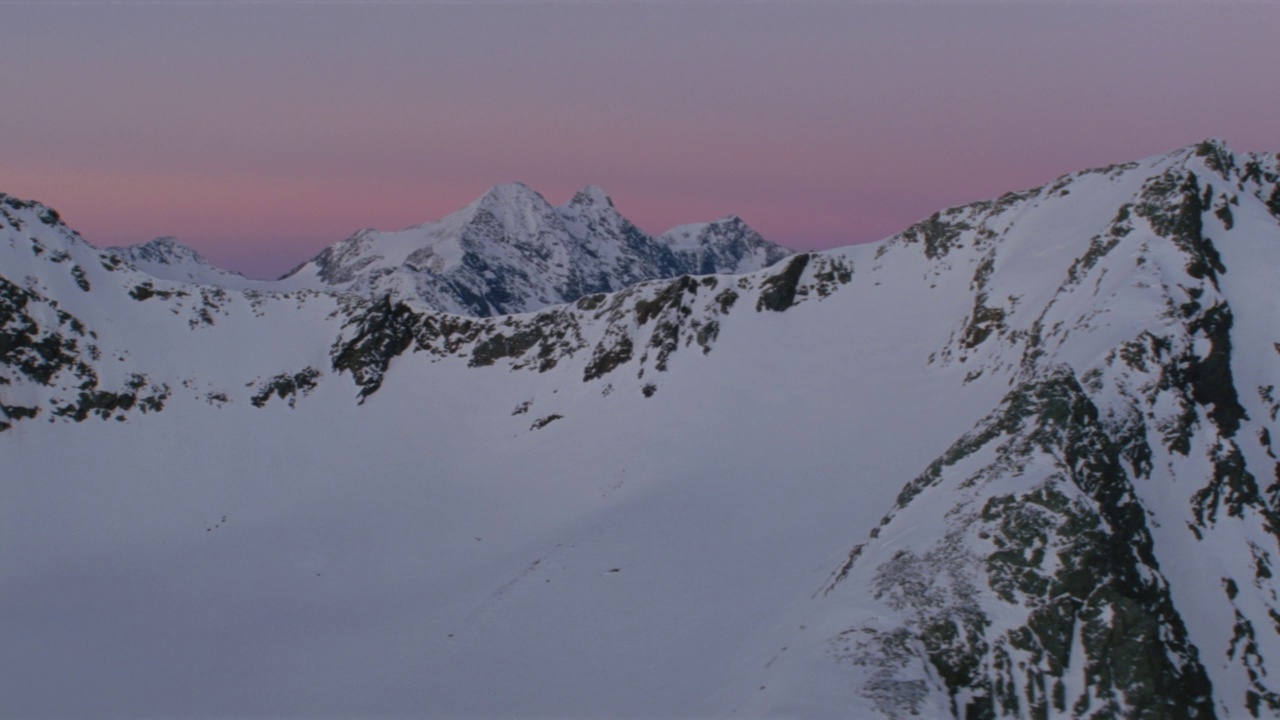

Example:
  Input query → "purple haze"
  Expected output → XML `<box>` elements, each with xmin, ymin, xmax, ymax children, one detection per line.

<box><xmin>3</xmin><ymin>2</ymin><xmax>1278</xmax><ymax>278</ymax></box>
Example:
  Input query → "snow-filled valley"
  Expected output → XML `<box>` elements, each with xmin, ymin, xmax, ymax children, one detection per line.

<box><xmin>3</xmin><ymin>140</ymin><xmax>1280</xmax><ymax>718</ymax></box>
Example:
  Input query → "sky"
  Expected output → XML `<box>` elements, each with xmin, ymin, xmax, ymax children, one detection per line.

<box><xmin>3</xmin><ymin>0</ymin><xmax>1279</xmax><ymax>279</ymax></box>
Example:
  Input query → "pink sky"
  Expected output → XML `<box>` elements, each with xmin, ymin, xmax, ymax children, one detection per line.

<box><xmin>4</xmin><ymin>2</ymin><xmax>1279</xmax><ymax>278</ymax></box>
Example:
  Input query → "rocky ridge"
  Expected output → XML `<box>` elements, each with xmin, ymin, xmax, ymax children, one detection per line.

<box><xmin>807</xmin><ymin>139</ymin><xmax>1280</xmax><ymax>719</ymax></box>
<box><xmin>3</xmin><ymin>141</ymin><xmax>1280</xmax><ymax>718</ymax></box>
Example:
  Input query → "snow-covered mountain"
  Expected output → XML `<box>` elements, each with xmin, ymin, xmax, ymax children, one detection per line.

<box><xmin>105</xmin><ymin>236</ymin><xmax>271</xmax><ymax>290</ymax></box>
<box><xmin>3</xmin><ymin>140</ymin><xmax>1280</xmax><ymax>719</ymax></box>
<box><xmin>273</xmin><ymin>182</ymin><xmax>792</xmax><ymax>315</ymax></box>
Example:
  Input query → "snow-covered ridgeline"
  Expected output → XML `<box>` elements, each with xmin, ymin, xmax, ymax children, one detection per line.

<box><xmin>2</xmin><ymin>140</ymin><xmax>1280</xmax><ymax>718</ymax></box>
<box><xmin>755</xmin><ymin>140</ymin><xmax>1280</xmax><ymax>718</ymax></box>
<box><xmin>103</xmin><ymin>236</ymin><xmax>274</xmax><ymax>290</ymax></box>
<box><xmin>0</xmin><ymin>186</ymin><xmax>830</xmax><ymax>429</ymax></box>
<box><xmin>89</xmin><ymin>182</ymin><xmax>791</xmax><ymax>318</ymax></box>
<box><xmin>272</xmin><ymin>182</ymin><xmax>792</xmax><ymax>315</ymax></box>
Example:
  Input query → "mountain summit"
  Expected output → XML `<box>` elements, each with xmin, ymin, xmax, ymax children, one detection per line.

<box><xmin>105</xmin><ymin>236</ymin><xmax>266</xmax><ymax>290</ymax></box>
<box><xmin>273</xmin><ymin>182</ymin><xmax>791</xmax><ymax>315</ymax></box>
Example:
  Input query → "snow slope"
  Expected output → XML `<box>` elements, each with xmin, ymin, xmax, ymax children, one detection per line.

<box><xmin>3</xmin><ymin>140</ymin><xmax>1279</xmax><ymax>718</ymax></box>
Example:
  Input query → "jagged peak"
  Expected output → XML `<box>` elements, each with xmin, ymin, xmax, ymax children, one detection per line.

<box><xmin>659</xmin><ymin>221</ymin><xmax>712</xmax><ymax>247</ymax></box>
<box><xmin>474</xmin><ymin>182</ymin><xmax>552</xmax><ymax>211</ymax></box>
<box><xmin>122</xmin><ymin>236</ymin><xmax>204</xmax><ymax>261</ymax></box>
<box><xmin>446</xmin><ymin>182</ymin><xmax>560</xmax><ymax>236</ymax></box>
<box><xmin>881</xmin><ymin>138</ymin><xmax>1275</xmax><ymax>264</ymax></box>
<box><xmin>274</xmin><ymin>181</ymin><xmax>789</xmax><ymax>312</ymax></box>
<box><xmin>1191</xmin><ymin>137</ymin><xmax>1232</xmax><ymax>157</ymax></box>
<box><xmin>0</xmin><ymin>192</ymin><xmax>70</xmax><ymax>230</ymax></box>
<box><xmin>659</xmin><ymin>215</ymin><xmax>761</xmax><ymax>247</ymax></box>
<box><xmin>1186</xmin><ymin>137</ymin><xmax>1238</xmax><ymax>178</ymax></box>
<box><xmin>710</xmin><ymin>214</ymin><xmax>748</xmax><ymax>230</ymax></box>
<box><xmin>565</xmin><ymin>185</ymin><xmax>615</xmax><ymax>210</ymax></box>
<box><xmin>0</xmin><ymin>192</ymin><xmax>51</xmax><ymax>213</ymax></box>
<box><xmin>106</xmin><ymin>235</ymin><xmax>213</xmax><ymax>268</ymax></box>
<box><xmin>1137</xmin><ymin>138</ymin><xmax>1233</xmax><ymax>168</ymax></box>
<box><xmin>104</xmin><ymin>234</ymin><xmax>257</xmax><ymax>284</ymax></box>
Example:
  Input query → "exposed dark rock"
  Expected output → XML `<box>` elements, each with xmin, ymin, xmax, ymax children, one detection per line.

<box><xmin>70</xmin><ymin>265</ymin><xmax>90</xmax><ymax>292</ymax></box>
<box><xmin>901</xmin><ymin>212</ymin><xmax>972</xmax><ymax>261</ymax></box>
<box><xmin>1135</xmin><ymin>171</ymin><xmax>1226</xmax><ymax>284</ymax></box>
<box><xmin>470</xmin><ymin>329</ymin><xmax>544</xmax><ymax>368</ymax></box>
<box><xmin>584</xmin><ymin>333</ymin><xmax>633</xmax><ymax>382</ymax></box>
<box><xmin>129</xmin><ymin>282</ymin><xmax>183</xmax><ymax>302</ymax></box>
<box><xmin>1174</xmin><ymin>303</ymin><xmax>1246</xmax><ymax>439</ymax></box>
<box><xmin>833</xmin><ymin>368</ymin><xmax>1216</xmax><ymax>719</ymax></box>
<box><xmin>756</xmin><ymin>254</ymin><xmax>811</xmax><ymax>312</ymax></box>
<box><xmin>251</xmin><ymin>367</ymin><xmax>321</xmax><ymax>408</ymax></box>
<box><xmin>331</xmin><ymin>296</ymin><xmax>423</xmax><ymax>400</ymax></box>
<box><xmin>530</xmin><ymin>413</ymin><xmax>562</xmax><ymax>430</ymax></box>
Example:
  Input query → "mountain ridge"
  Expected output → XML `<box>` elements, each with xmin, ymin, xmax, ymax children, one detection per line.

<box><xmin>100</xmin><ymin>181</ymin><xmax>792</xmax><ymax>316</ymax></box>
<box><xmin>273</xmin><ymin>181</ymin><xmax>791</xmax><ymax>316</ymax></box>
<box><xmin>3</xmin><ymin>140</ymin><xmax>1280</xmax><ymax>718</ymax></box>
<box><xmin>104</xmin><ymin>236</ymin><xmax>269</xmax><ymax>290</ymax></box>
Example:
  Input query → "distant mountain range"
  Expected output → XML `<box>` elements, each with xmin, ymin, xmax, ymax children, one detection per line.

<box><xmin>105</xmin><ymin>236</ymin><xmax>265</xmax><ymax>290</ymax></box>
<box><xmin>4</xmin><ymin>140</ymin><xmax>1280</xmax><ymax>718</ymax></box>
<box><xmin>107</xmin><ymin>183</ymin><xmax>792</xmax><ymax>316</ymax></box>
